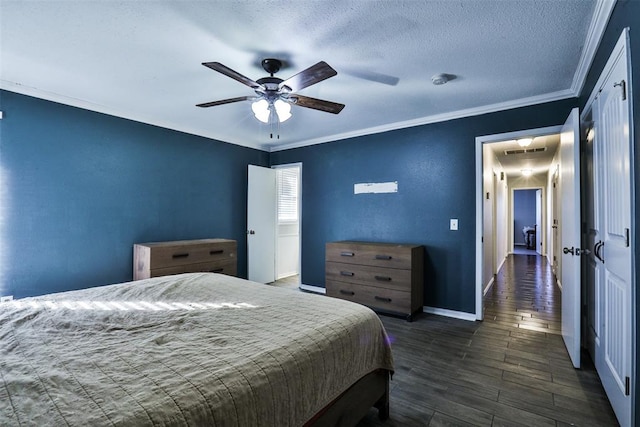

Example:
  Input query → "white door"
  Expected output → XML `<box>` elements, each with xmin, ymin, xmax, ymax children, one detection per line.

<box><xmin>551</xmin><ymin>168</ymin><xmax>560</xmax><ymax>276</ymax></box>
<box><xmin>592</xmin><ymin>35</ymin><xmax>633</xmax><ymax>426</ymax></box>
<box><xmin>535</xmin><ymin>189</ymin><xmax>542</xmax><ymax>254</ymax></box>
<box><xmin>247</xmin><ymin>165</ymin><xmax>276</xmax><ymax>283</ymax></box>
<box><xmin>560</xmin><ymin>108</ymin><xmax>581</xmax><ymax>369</ymax></box>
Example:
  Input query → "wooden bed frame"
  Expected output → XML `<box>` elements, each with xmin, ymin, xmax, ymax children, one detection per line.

<box><xmin>305</xmin><ymin>369</ymin><xmax>391</xmax><ymax>426</ymax></box>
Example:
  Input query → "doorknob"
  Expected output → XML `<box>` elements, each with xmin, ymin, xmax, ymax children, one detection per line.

<box><xmin>563</xmin><ymin>247</ymin><xmax>592</xmax><ymax>256</ymax></box>
<box><xmin>247</xmin><ymin>230</ymin><xmax>255</xmax><ymax>235</ymax></box>
<box><xmin>594</xmin><ymin>241</ymin><xmax>604</xmax><ymax>263</ymax></box>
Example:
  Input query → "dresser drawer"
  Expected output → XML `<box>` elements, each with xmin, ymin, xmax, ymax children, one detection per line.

<box><xmin>326</xmin><ymin>261</ymin><xmax>411</xmax><ymax>292</ymax></box>
<box><xmin>149</xmin><ymin>259</ymin><xmax>237</xmax><ymax>278</ymax></box>
<box><xmin>143</xmin><ymin>240</ymin><xmax>235</xmax><ymax>268</ymax></box>
<box><xmin>134</xmin><ymin>239</ymin><xmax>237</xmax><ymax>280</ymax></box>
<box><xmin>326</xmin><ymin>280</ymin><xmax>411</xmax><ymax>314</ymax></box>
<box><xmin>326</xmin><ymin>241</ymin><xmax>416</xmax><ymax>269</ymax></box>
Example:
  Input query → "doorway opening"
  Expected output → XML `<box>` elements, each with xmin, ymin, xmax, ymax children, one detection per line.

<box><xmin>512</xmin><ymin>188</ymin><xmax>543</xmax><ymax>256</ymax></box>
<box><xmin>475</xmin><ymin>125</ymin><xmax>562</xmax><ymax>320</ymax></box>
<box><xmin>273</xmin><ymin>163</ymin><xmax>301</xmax><ymax>285</ymax></box>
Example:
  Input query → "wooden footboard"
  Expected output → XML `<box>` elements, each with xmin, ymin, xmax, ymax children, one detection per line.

<box><xmin>305</xmin><ymin>369</ymin><xmax>390</xmax><ymax>427</ymax></box>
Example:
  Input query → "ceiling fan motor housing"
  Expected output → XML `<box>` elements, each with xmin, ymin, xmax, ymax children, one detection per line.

<box><xmin>261</xmin><ymin>58</ymin><xmax>282</xmax><ymax>75</ymax></box>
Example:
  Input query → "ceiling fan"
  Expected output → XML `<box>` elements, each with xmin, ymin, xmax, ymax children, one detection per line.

<box><xmin>196</xmin><ymin>58</ymin><xmax>345</xmax><ymax>124</ymax></box>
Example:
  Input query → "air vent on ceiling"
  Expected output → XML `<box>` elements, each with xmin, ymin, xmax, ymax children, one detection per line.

<box><xmin>504</xmin><ymin>147</ymin><xmax>547</xmax><ymax>155</ymax></box>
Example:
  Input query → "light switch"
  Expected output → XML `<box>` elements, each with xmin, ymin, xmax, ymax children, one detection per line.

<box><xmin>450</xmin><ymin>219</ymin><xmax>459</xmax><ymax>231</ymax></box>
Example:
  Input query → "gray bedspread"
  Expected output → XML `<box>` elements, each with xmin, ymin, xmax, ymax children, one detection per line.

<box><xmin>0</xmin><ymin>273</ymin><xmax>393</xmax><ymax>426</ymax></box>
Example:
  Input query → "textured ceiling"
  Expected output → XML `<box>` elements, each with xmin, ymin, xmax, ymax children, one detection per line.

<box><xmin>0</xmin><ymin>1</ymin><xmax>613</xmax><ymax>151</ymax></box>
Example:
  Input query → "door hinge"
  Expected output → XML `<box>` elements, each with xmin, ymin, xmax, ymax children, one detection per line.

<box><xmin>625</xmin><ymin>376</ymin><xmax>630</xmax><ymax>396</ymax></box>
<box><xmin>625</xmin><ymin>228</ymin><xmax>630</xmax><ymax>247</ymax></box>
<box><xmin>614</xmin><ymin>80</ymin><xmax>627</xmax><ymax>101</ymax></box>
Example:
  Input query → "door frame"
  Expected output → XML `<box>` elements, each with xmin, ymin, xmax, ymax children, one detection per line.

<box><xmin>272</xmin><ymin>162</ymin><xmax>302</xmax><ymax>281</ymax></box>
<box><xmin>510</xmin><ymin>187</ymin><xmax>545</xmax><ymax>254</ymax></box>
<box><xmin>475</xmin><ymin>125</ymin><xmax>562</xmax><ymax>320</ymax></box>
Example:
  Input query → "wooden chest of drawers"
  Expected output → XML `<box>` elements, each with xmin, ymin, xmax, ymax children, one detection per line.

<box><xmin>325</xmin><ymin>241</ymin><xmax>424</xmax><ymax>321</ymax></box>
<box><xmin>133</xmin><ymin>239</ymin><xmax>237</xmax><ymax>280</ymax></box>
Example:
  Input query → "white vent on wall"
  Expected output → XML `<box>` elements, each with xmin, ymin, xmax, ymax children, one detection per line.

<box><xmin>504</xmin><ymin>147</ymin><xmax>547</xmax><ymax>155</ymax></box>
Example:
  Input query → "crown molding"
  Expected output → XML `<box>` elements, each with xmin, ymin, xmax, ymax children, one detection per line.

<box><xmin>3</xmin><ymin>0</ymin><xmax>614</xmax><ymax>155</ymax></box>
<box><xmin>0</xmin><ymin>80</ymin><xmax>266</xmax><ymax>151</ymax></box>
<box><xmin>570</xmin><ymin>0</ymin><xmax>617</xmax><ymax>96</ymax></box>
<box><xmin>270</xmin><ymin>88</ymin><xmax>575</xmax><ymax>152</ymax></box>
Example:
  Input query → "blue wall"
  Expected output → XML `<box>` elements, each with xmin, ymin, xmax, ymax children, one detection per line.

<box><xmin>271</xmin><ymin>99</ymin><xmax>576</xmax><ymax>314</ymax></box>
<box><xmin>0</xmin><ymin>90</ymin><xmax>269</xmax><ymax>298</ymax></box>
<box><xmin>513</xmin><ymin>189</ymin><xmax>537</xmax><ymax>245</ymax></box>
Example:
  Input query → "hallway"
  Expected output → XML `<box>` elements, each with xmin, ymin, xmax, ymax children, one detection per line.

<box><xmin>358</xmin><ymin>254</ymin><xmax>619</xmax><ymax>426</ymax></box>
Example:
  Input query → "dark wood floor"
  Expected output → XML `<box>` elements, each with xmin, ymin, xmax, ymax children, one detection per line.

<box><xmin>357</xmin><ymin>254</ymin><xmax>619</xmax><ymax>427</ymax></box>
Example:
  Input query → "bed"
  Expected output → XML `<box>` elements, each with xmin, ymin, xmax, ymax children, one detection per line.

<box><xmin>0</xmin><ymin>273</ymin><xmax>394</xmax><ymax>426</ymax></box>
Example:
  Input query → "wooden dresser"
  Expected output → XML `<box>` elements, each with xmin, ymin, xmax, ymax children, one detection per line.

<box><xmin>325</xmin><ymin>241</ymin><xmax>424</xmax><ymax>321</ymax></box>
<box><xmin>133</xmin><ymin>239</ymin><xmax>237</xmax><ymax>280</ymax></box>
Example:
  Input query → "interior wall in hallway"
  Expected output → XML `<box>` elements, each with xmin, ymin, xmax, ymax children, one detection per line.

<box><xmin>513</xmin><ymin>189</ymin><xmax>537</xmax><ymax>245</ymax></box>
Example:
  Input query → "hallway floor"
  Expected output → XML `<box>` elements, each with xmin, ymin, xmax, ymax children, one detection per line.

<box><xmin>357</xmin><ymin>254</ymin><xmax>619</xmax><ymax>426</ymax></box>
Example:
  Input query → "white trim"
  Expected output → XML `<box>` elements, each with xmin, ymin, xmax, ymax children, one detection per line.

<box><xmin>571</xmin><ymin>0</ymin><xmax>617</xmax><ymax>96</ymax></box>
<box><xmin>1</xmin><ymin>0</ymin><xmax>613</xmax><ymax>156</ymax></box>
<box><xmin>1</xmin><ymin>1</ymin><xmax>613</xmax><ymax>155</ymax></box>
<box><xmin>496</xmin><ymin>256</ymin><xmax>506</xmax><ymax>276</ymax></box>
<box><xmin>299</xmin><ymin>284</ymin><xmax>326</xmax><ymax>294</ymax></box>
<box><xmin>475</xmin><ymin>136</ymin><xmax>484</xmax><ymax>320</ymax></box>
<box><xmin>423</xmin><ymin>306</ymin><xmax>477</xmax><ymax>322</ymax></box>
<box><xmin>476</xmin><ymin>125</ymin><xmax>563</xmax><ymax>322</ymax></box>
<box><xmin>272</xmin><ymin>163</ymin><xmax>303</xmax><ymax>281</ymax></box>
<box><xmin>483</xmin><ymin>276</ymin><xmax>495</xmax><ymax>296</ymax></box>
<box><xmin>0</xmin><ymin>80</ymin><xmax>269</xmax><ymax>151</ymax></box>
<box><xmin>583</xmin><ymin>28</ymin><xmax>630</xmax><ymax>120</ymax></box>
<box><xmin>272</xmin><ymin>90</ymin><xmax>575</xmax><ymax>152</ymax></box>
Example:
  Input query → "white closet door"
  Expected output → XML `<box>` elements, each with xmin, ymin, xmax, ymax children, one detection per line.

<box><xmin>594</xmin><ymin>33</ymin><xmax>633</xmax><ymax>427</ymax></box>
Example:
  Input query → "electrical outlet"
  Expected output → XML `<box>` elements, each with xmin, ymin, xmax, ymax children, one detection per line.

<box><xmin>450</xmin><ymin>219</ymin><xmax>459</xmax><ymax>231</ymax></box>
<box><xmin>1</xmin><ymin>295</ymin><xmax>13</xmax><ymax>303</ymax></box>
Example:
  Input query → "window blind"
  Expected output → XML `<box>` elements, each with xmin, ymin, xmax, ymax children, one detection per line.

<box><xmin>277</xmin><ymin>167</ymin><xmax>299</xmax><ymax>223</ymax></box>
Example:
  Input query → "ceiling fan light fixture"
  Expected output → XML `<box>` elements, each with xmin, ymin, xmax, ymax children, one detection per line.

<box><xmin>274</xmin><ymin>99</ymin><xmax>292</xmax><ymax>122</ymax></box>
<box><xmin>517</xmin><ymin>138</ymin><xmax>533</xmax><ymax>147</ymax></box>
<box><xmin>251</xmin><ymin>99</ymin><xmax>271</xmax><ymax>123</ymax></box>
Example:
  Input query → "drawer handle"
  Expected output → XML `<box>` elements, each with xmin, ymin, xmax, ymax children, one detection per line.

<box><xmin>340</xmin><ymin>290</ymin><xmax>355</xmax><ymax>296</ymax></box>
<box><xmin>340</xmin><ymin>271</ymin><xmax>355</xmax><ymax>277</ymax></box>
<box><xmin>375</xmin><ymin>255</ymin><xmax>392</xmax><ymax>260</ymax></box>
<box><xmin>172</xmin><ymin>253</ymin><xmax>189</xmax><ymax>259</ymax></box>
<box><xmin>374</xmin><ymin>296</ymin><xmax>392</xmax><ymax>303</ymax></box>
<box><xmin>375</xmin><ymin>275</ymin><xmax>392</xmax><ymax>282</ymax></box>
<box><xmin>340</xmin><ymin>251</ymin><xmax>355</xmax><ymax>257</ymax></box>
<box><xmin>210</xmin><ymin>268</ymin><xmax>224</xmax><ymax>273</ymax></box>
<box><xmin>209</xmin><ymin>249</ymin><xmax>224</xmax><ymax>255</ymax></box>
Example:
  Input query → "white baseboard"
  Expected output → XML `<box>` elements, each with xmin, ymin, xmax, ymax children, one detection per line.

<box><xmin>423</xmin><ymin>306</ymin><xmax>477</xmax><ymax>322</ymax></box>
<box><xmin>299</xmin><ymin>284</ymin><xmax>326</xmax><ymax>294</ymax></box>
<box><xmin>300</xmin><ymin>286</ymin><xmax>475</xmax><ymax>320</ymax></box>
<box><xmin>483</xmin><ymin>276</ymin><xmax>495</xmax><ymax>296</ymax></box>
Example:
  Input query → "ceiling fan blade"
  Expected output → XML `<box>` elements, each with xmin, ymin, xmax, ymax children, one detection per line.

<box><xmin>196</xmin><ymin>96</ymin><xmax>253</xmax><ymax>108</ymax></box>
<box><xmin>280</xmin><ymin>61</ymin><xmax>337</xmax><ymax>92</ymax></box>
<box><xmin>290</xmin><ymin>95</ymin><xmax>345</xmax><ymax>114</ymax></box>
<box><xmin>202</xmin><ymin>62</ymin><xmax>262</xmax><ymax>89</ymax></box>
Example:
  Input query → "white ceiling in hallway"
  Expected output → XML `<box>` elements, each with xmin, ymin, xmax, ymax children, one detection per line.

<box><xmin>489</xmin><ymin>134</ymin><xmax>560</xmax><ymax>179</ymax></box>
<box><xmin>0</xmin><ymin>1</ymin><xmax>614</xmax><ymax>151</ymax></box>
